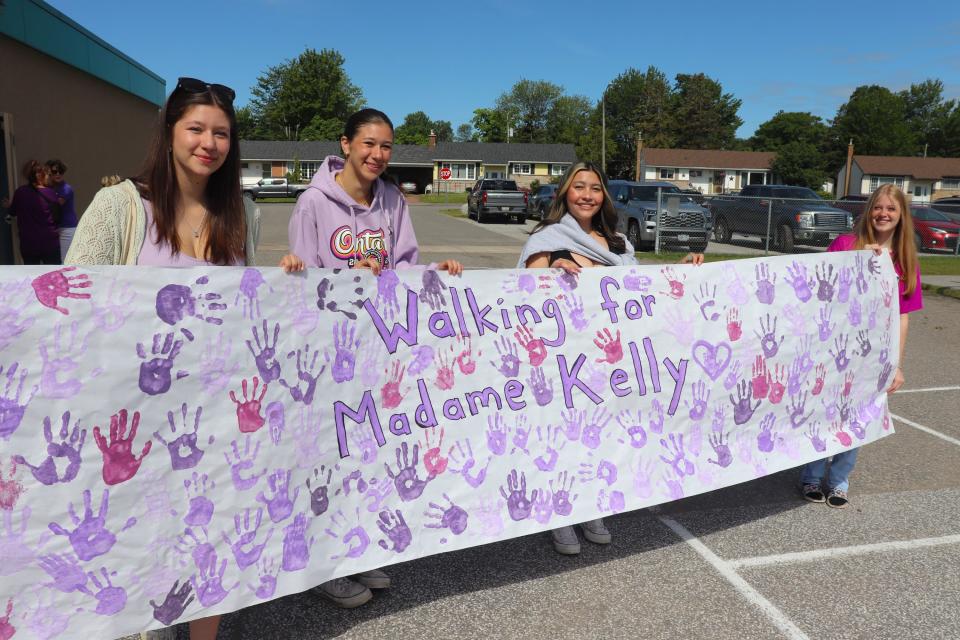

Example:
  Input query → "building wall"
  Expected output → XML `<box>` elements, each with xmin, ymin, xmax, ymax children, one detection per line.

<box><xmin>0</xmin><ymin>35</ymin><xmax>159</xmax><ymax>215</ymax></box>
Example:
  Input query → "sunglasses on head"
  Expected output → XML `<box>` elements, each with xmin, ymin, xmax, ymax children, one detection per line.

<box><xmin>176</xmin><ymin>77</ymin><xmax>236</xmax><ymax>103</ymax></box>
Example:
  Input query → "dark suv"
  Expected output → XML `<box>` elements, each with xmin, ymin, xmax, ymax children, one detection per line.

<box><xmin>528</xmin><ymin>184</ymin><xmax>557</xmax><ymax>219</ymax></box>
<box><xmin>931</xmin><ymin>197</ymin><xmax>960</xmax><ymax>223</ymax></box>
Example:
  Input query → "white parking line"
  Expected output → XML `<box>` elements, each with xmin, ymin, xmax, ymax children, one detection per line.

<box><xmin>896</xmin><ymin>386</ymin><xmax>960</xmax><ymax>394</ymax></box>
<box><xmin>658</xmin><ymin>516</ymin><xmax>810</xmax><ymax>640</ymax></box>
<box><xmin>728</xmin><ymin>534</ymin><xmax>960</xmax><ymax>569</ymax></box>
<box><xmin>890</xmin><ymin>413</ymin><xmax>960</xmax><ymax>447</ymax></box>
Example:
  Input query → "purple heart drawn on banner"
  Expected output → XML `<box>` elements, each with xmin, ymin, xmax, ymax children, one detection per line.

<box><xmin>691</xmin><ymin>340</ymin><xmax>732</xmax><ymax>381</ymax></box>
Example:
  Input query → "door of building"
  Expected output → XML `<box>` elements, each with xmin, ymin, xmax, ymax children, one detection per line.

<box><xmin>0</xmin><ymin>113</ymin><xmax>16</xmax><ymax>265</ymax></box>
<box><xmin>913</xmin><ymin>182</ymin><xmax>930</xmax><ymax>204</ymax></box>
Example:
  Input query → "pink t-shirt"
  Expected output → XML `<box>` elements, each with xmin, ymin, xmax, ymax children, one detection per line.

<box><xmin>827</xmin><ymin>233</ymin><xmax>923</xmax><ymax>314</ymax></box>
<box><xmin>137</xmin><ymin>198</ymin><xmax>242</xmax><ymax>266</ymax></box>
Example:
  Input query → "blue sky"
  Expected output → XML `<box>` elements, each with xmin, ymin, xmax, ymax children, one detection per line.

<box><xmin>50</xmin><ymin>0</ymin><xmax>960</xmax><ymax>139</ymax></box>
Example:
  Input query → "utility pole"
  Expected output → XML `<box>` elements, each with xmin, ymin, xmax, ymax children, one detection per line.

<box><xmin>634</xmin><ymin>131</ymin><xmax>643</xmax><ymax>182</ymax></box>
<box><xmin>601</xmin><ymin>93</ymin><xmax>606</xmax><ymax>175</ymax></box>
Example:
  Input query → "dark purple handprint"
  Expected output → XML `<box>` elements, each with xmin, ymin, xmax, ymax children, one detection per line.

<box><xmin>815</xmin><ymin>262</ymin><xmax>838</xmax><ymax>302</ymax></box>
<box><xmin>384</xmin><ymin>442</ymin><xmax>432</xmax><ymax>501</ymax></box>
<box><xmin>499</xmin><ymin>469</ymin><xmax>537</xmax><ymax>521</ymax></box>
<box><xmin>377</xmin><ymin>509</ymin><xmax>412</xmax><ymax>552</ymax></box>
<box><xmin>754</xmin><ymin>313</ymin><xmax>784</xmax><ymax>358</ymax></box>
<box><xmin>137</xmin><ymin>332</ymin><xmax>187</xmax><ymax>395</ymax></box>
<box><xmin>246</xmin><ymin>320</ymin><xmax>281</xmax><ymax>383</ymax></box>
<box><xmin>48</xmin><ymin>489</ymin><xmax>135</xmax><ymax>561</ymax></box>
<box><xmin>13</xmin><ymin>411</ymin><xmax>85</xmax><ymax>485</ymax></box>
<box><xmin>854</xmin><ymin>253</ymin><xmax>869</xmax><ymax>294</ymax></box>
<box><xmin>419</xmin><ymin>269</ymin><xmax>447</xmax><ymax>310</ymax></box>
<box><xmin>279</xmin><ymin>343</ymin><xmax>325</xmax><ymax>404</ymax></box>
<box><xmin>149</xmin><ymin>580</ymin><xmax>194</xmax><ymax>626</ymax></box>
<box><xmin>0</xmin><ymin>362</ymin><xmax>35</xmax><ymax>440</ymax></box>
<box><xmin>489</xmin><ymin>335</ymin><xmax>520</xmax><ymax>378</ymax></box>
<box><xmin>424</xmin><ymin>494</ymin><xmax>468</xmax><ymax>535</ymax></box>
<box><xmin>855</xmin><ymin>330</ymin><xmax>871</xmax><ymax>357</ymax></box>
<box><xmin>729</xmin><ymin>379</ymin><xmax>760</xmax><ymax>425</ymax></box>
<box><xmin>785</xmin><ymin>261</ymin><xmax>815</xmax><ymax>302</ymax></box>
<box><xmin>877</xmin><ymin>362</ymin><xmax>894</xmax><ymax>392</ymax></box>
<box><xmin>307</xmin><ymin>465</ymin><xmax>333</xmax><ymax>516</ymax></box>
<box><xmin>155</xmin><ymin>276</ymin><xmax>225</xmax><ymax>326</ymax></box>
<box><xmin>154</xmin><ymin>403</ymin><xmax>207</xmax><ymax>471</ymax></box>
<box><xmin>256</xmin><ymin>469</ymin><xmax>300</xmax><ymax>523</ymax></box>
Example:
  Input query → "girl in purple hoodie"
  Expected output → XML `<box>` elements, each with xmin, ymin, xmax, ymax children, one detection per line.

<box><xmin>284</xmin><ymin>109</ymin><xmax>460</xmax><ymax>607</ymax></box>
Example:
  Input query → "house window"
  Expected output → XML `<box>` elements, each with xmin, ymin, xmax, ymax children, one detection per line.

<box><xmin>262</xmin><ymin>164</ymin><xmax>272</xmax><ymax>179</ymax></box>
<box><xmin>241</xmin><ymin>162</ymin><xmax>249</xmax><ymax>169</ymax></box>
<box><xmin>659</xmin><ymin>168</ymin><xmax>675</xmax><ymax>180</ymax></box>
<box><xmin>550</xmin><ymin>164</ymin><xmax>567</xmax><ymax>176</ymax></box>
<box><xmin>942</xmin><ymin>178</ymin><xmax>960</xmax><ymax>190</ymax></box>
<box><xmin>300</xmin><ymin>161</ymin><xmax>320</xmax><ymax>180</ymax></box>
<box><xmin>690</xmin><ymin>170</ymin><xmax>702</xmax><ymax>177</ymax></box>
<box><xmin>511</xmin><ymin>163</ymin><xmax>532</xmax><ymax>175</ymax></box>
<box><xmin>440</xmin><ymin>162</ymin><xmax>476</xmax><ymax>180</ymax></box>
<box><xmin>869</xmin><ymin>176</ymin><xmax>904</xmax><ymax>191</ymax></box>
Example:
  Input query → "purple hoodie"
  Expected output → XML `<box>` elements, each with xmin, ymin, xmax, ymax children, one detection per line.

<box><xmin>288</xmin><ymin>155</ymin><xmax>419</xmax><ymax>268</ymax></box>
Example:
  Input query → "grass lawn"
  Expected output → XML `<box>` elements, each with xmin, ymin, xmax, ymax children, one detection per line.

<box><xmin>419</xmin><ymin>192</ymin><xmax>468</xmax><ymax>204</ymax></box>
<box><xmin>635</xmin><ymin>251</ymin><xmax>960</xmax><ymax>275</ymax></box>
<box><xmin>256</xmin><ymin>197</ymin><xmax>297</xmax><ymax>203</ymax></box>
<box><xmin>440</xmin><ymin>208</ymin><xmax>466</xmax><ymax>218</ymax></box>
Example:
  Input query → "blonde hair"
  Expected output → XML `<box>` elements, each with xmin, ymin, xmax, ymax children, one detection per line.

<box><xmin>854</xmin><ymin>184</ymin><xmax>918</xmax><ymax>296</ymax></box>
<box><xmin>100</xmin><ymin>174</ymin><xmax>122</xmax><ymax>188</ymax></box>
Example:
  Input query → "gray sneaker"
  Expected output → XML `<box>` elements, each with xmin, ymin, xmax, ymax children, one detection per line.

<box><xmin>551</xmin><ymin>525</ymin><xmax>581</xmax><ymax>555</ymax></box>
<box><xmin>317</xmin><ymin>577</ymin><xmax>372</xmax><ymax>608</ymax></box>
<box><xmin>581</xmin><ymin>518</ymin><xmax>611</xmax><ymax>544</ymax></box>
<box><xmin>354</xmin><ymin>569</ymin><xmax>391</xmax><ymax>589</ymax></box>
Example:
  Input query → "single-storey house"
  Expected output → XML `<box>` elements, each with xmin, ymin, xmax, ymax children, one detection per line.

<box><xmin>837</xmin><ymin>155</ymin><xmax>960</xmax><ymax>203</ymax></box>
<box><xmin>238</xmin><ymin>137</ymin><xmax>576</xmax><ymax>193</ymax></box>
<box><xmin>639</xmin><ymin>148</ymin><xmax>777</xmax><ymax>194</ymax></box>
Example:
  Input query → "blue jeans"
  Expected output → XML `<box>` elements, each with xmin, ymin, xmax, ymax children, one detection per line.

<box><xmin>800</xmin><ymin>447</ymin><xmax>860</xmax><ymax>492</ymax></box>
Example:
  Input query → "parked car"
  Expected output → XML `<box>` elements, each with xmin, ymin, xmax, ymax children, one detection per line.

<box><xmin>911</xmin><ymin>206</ymin><xmax>960</xmax><ymax>252</ymax></box>
<box><xmin>608</xmin><ymin>180</ymin><xmax>711</xmax><ymax>252</ymax></box>
<box><xmin>930</xmin><ymin>196</ymin><xmax>960</xmax><ymax>222</ymax></box>
<box><xmin>832</xmin><ymin>194</ymin><xmax>869</xmax><ymax>219</ymax></box>
<box><xmin>706</xmin><ymin>184</ymin><xmax>853</xmax><ymax>252</ymax></box>
<box><xmin>678</xmin><ymin>187</ymin><xmax>706</xmax><ymax>205</ymax></box>
<box><xmin>467</xmin><ymin>179</ymin><xmax>528</xmax><ymax>224</ymax></box>
<box><xmin>244</xmin><ymin>177</ymin><xmax>308</xmax><ymax>201</ymax></box>
<box><xmin>400</xmin><ymin>181</ymin><xmax>418</xmax><ymax>194</ymax></box>
<box><xmin>528</xmin><ymin>184</ymin><xmax>558</xmax><ymax>219</ymax></box>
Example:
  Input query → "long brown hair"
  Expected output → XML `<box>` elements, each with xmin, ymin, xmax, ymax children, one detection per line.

<box><xmin>22</xmin><ymin>159</ymin><xmax>47</xmax><ymax>187</ymax></box>
<box><xmin>853</xmin><ymin>184</ymin><xmax>917</xmax><ymax>296</ymax></box>
<box><xmin>137</xmin><ymin>84</ymin><xmax>245</xmax><ymax>265</ymax></box>
<box><xmin>530</xmin><ymin>162</ymin><xmax>626</xmax><ymax>254</ymax></box>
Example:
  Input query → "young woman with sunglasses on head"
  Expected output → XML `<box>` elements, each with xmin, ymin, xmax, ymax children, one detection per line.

<box><xmin>66</xmin><ymin>77</ymin><xmax>281</xmax><ymax>640</ymax></box>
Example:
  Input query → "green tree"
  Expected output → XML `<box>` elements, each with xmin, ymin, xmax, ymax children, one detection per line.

<box><xmin>495</xmin><ymin>79</ymin><xmax>564</xmax><ymax>143</ymax></box>
<box><xmin>750</xmin><ymin>111</ymin><xmax>830</xmax><ymax>151</ymax></box>
<box><xmin>770</xmin><ymin>141</ymin><xmax>830</xmax><ymax>190</ymax></box>
<box><xmin>432</xmin><ymin>120</ymin><xmax>453</xmax><ymax>142</ymax></box>
<box><xmin>899</xmin><ymin>79</ymin><xmax>955</xmax><ymax>156</ymax></box>
<box><xmin>544</xmin><ymin>95</ymin><xmax>592</xmax><ymax>146</ymax></box>
<box><xmin>670</xmin><ymin>73</ymin><xmax>743</xmax><ymax>150</ymax></box>
<box><xmin>235</xmin><ymin>106</ymin><xmax>258</xmax><ymax>140</ymax></box>
<box><xmin>394</xmin><ymin>111</ymin><xmax>433</xmax><ymax>145</ymax></box>
<box><xmin>831</xmin><ymin>85</ymin><xmax>915</xmax><ymax>167</ymax></box>
<box><xmin>471</xmin><ymin>107</ymin><xmax>509</xmax><ymax>142</ymax></box>
<box><xmin>300</xmin><ymin>116</ymin><xmax>344</xmax><ymax>141</ymax></box>
<box><xmin>249</xmin><ymin>48</ymin><xmax>363</xmax><ymax>140</ymax></box>
<box><xmin>455</xmin><ymin>123</ymin><xmax>476</xmax><ymax>142</ymax></box>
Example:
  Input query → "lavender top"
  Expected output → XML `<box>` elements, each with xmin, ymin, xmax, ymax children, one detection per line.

<box><xmin>137</xmin><ymin>198</ymin><xmax>241</xmax><ymax>266</ymax></box>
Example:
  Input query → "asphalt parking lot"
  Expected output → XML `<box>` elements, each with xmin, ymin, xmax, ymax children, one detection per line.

<box><xmin>186</xmin><ymin>203</ymin><xmax>960</xmax><ymax>640</ymax></box>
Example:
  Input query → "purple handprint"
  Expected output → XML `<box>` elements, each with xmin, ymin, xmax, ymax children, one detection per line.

<box><xmin>419</xmin><ymin>269</ymin><xmax>448</xmax><ymax>310</ymax></box>
<box><xmin>787</xmin><ymin>357</ymin><xmax>804</xmax><ymax>397</ymax></box>
<box><xmin>38</xmin><ymin>321</ymin><xmax>88</xmax><ymax>399</ymax></box>
<box><xmin>154</xmin><ymin>403</ymin><xmax>207</xmax><ymax>471</ymax></box>
<box><xmin>694</xmin><ymin>283</ymin><xmax>721</xmax><ymax>320</ymax></box>
<box><xmin>815</xmin><ymin>262</ymin><xmax>838</xmax><ymax>302</ymax></box>
<box><xmin>707</xmin><ymin>431</ymin><xmax>733</xmax><ymax>468</ymax></box>
<box><xmin>48</xmin><ymin>489</ymin><xmax>135</xmax><ymax>561</ymax></box>
<box><xmin>486</xmin><ymin>412</ymin><xmax>510</xmax><ymax>455</ymax></box>
<box><xmin>623</xmin><ymin>269</ymin><xmax>651</xmax><ymax>292</ymax></box>
<box><xmin>877</xmin><ymin>362</ymin><xmax>894</xmax><ymax>392</ymax></box>
<box><xmin>13</xmin><ymin>411</ymin><xmax>85</xmax><ymax>485</ymax></box>
<box><xmin>31</xmin><ymin>266</ymin><xmax>92</xmax><ymax>315</ymax></box>
<box><xmin>307</xmin><ymin>465</ymin><xmax>333</xmax><ymax>516</ymax></box>
<box><xmin>756</xmin><ymin>413</ymin><xmax>776</xmax><ymax>452</ymax></box>
<box><xmin>223</xmin><ymin>436</ymin><xmax>267</xmax><ymax>491</ymax></box>
<box><xmin>550</xmin><ymin>471</ymin><xmax>578</xmax><ymax>516</ymax></box>
<box><xmin>830</xmin><ymin>334</ymin><xmax>851</xmax><ymax>373</ymax></box>
<box><xmin>279</xmin><ymin>343</ymin><xmax>325</xmax><ymax>404</ymax></box>
<box><xmin>582</xmin><ymin>407</ymin><xmax>612</xmax><ymax>450</ymax></box>
<box><xmin>183</xmin><ymin>472</ymin><xmax>215</xmax><ymax>526</ymax></box>
<box><xmin>425</xmin><ymin>494</ymin><xmax>468</xmax><ymax>534</ymax></box>
<box><xmin>489</xmin><ymin>335</ymin><xmax>520</xmax><ymax>378</ymax></box>
<box><xmin>199</xmin><ymin>332</ymin><xmax>239</xmax><ymax>394</ymax></box>
<box><xmin>137</xmin><ymin>332</ymin><xmax>187</xmax><ymax>395</ymax></box>
<box><xmin>562</xmin><ymin>292</ymin><xmax>589</xmax><ymax>331</ymax></box>
<box><xmin>375</xmin><ymin>269</ymin><xmax>402</xmax><ymax>320</ymax></box>
<box><xmin>38</xmin><ymin>552</ymin><xmax>87</xmax><ymax>593</ymax></box>
<box><xmin>616</xmin><ymin>409</ymin><xmax>647</xmax><ymax>449</ymax></box>
<box><xmin>190</xmin><ymin>549</ymin><xmax>233</xmax><ymax>607</ymax></box>
<box><xmin>729</xmin><ymin>379</ymin><xmax>760</xmax><ymax>425</ymax></box>
<box><xmin>384</xmin><ymin>441</ymin><xmax>432</xmax><ymax>501</ymax></box>
<box><xmin>155</xmin><ymin>276</ymin><xmax>225</xmax><ymax>326</ymax></box>
<box><xmin>788</xmin><ymin>391</ymin><xmax>813</xmax><ymax>428</ymax></box>
<box><xmin>282</xmin><ymin>512</ymin><xmax>315</xmax><ymax>571</ymax></box>
<box><xmin>848</xmin><ymin>297</ymin><xmax>862</xmax><ymax>327</ymax></box>
<box><xmin>649</xmin><ymin>399</ymin><xmax>665</xmax><ymax>434</ymax></box>
<box><xmin>223</xmin><ymin>507</ymin><xmax>273</xmax><ymax>570</ymax></box>
<box><xmin>448</xmin><ymin>438</ymin><xmax>490</xmax><ymax>488</ymax></box>
<box><xmin>149</xmin><ymin>580</ymin><xmax>194</xmax><ymax>626</ymax></box>
<box><xmin>0</xmin><ymin>362</ymin><xmax>35</xmax><ymax>440</ymax></box>
<box><xmin>805</xmin><ymin>422</ymin><xmax>826</xmax><ymax>452</ymax></box>
<box><xmin>659</xmin><ymin>433</ymin><xmax>695</xmax><ymax>477</ymax></box>
<box><xmin>328</xmin><ymin>320</ymin><xmax>359</xmax><ymax>383</ymax></box>
<box><xmin>685</xmin><ymin>380</ymin><xmax>710</xmax><ymax>421</ymax></box>
<box><xmin>248</xmin><ymin>555</ymin><xmax>278</xmax><ymax>600</ymax></box>
<box><xmin>85</xmin><ymin>567</ymin><xmax>127</xmax><ymax>615</ymax></box>
<box><xmin>785</xmin><ymin>261</ymin><xmax>815</xmax><ymax>302</ymax></box>
<box><xmin>266</xmin><ymin>401</ymin><xmax>285</xmax><ymax>445</ymax></box>
<box><xmin>499</xmin><ymin>469</ymin><xmax>537</xmax><ymax>521</ymax></box>
<box><xmin>817</xmin><ymin>306</ymin><xmax>835</xmax><ymax>342</ymax></box>
<box><xmin>407</xmin><ymin>344</ymin><xmax>434</xmax><ymax>375</ymax></box>
<box><xmin>89</xmin><ymin>277</ymin><xmax>135</xmax><ymax>332</ymax></box>
<box><xmin>0</xmin><ymin>278</ymin><xmax>35</xmax><ymax>350</ymax></box>
<box><xmin>854</xmin><ymin>254</ymin><xmax>869</xmax><ymax>294</ymax></box>
<box><xmin>246</xmin><ymin>320</ymin><xmax>281</xmax><ymax>383</ymax></box>
<box><xmin>527</xmin><ymin>366</ymin><xmax>554</xmax><ymax>406</ymax></box>
<box><xmin>236</xmin><ymin>268</ymin><xmax>269</xmax><ymax>320</ymax></box>
<box><xmin>377</xmin><ymin>509</ymin><xmax>412</xmax><ymax>552</ymax></box>
<box><xmin>532</xmin><ymin>489</ymin><xmax>553</xmax><ymax>524</ymax></box>
<box><xmin>578</xmin><ymin>457</ymin><xmax>618</xmax><ymax>486</ymax></box>
<box><xmin>256</xmin><ymin>469</ymin><xmax>300</xmax><ymax>523</ymax></box>
<box><xmin>754</xmin><ymin>262</ymin><xmax>777</xmax><ymax>304</ymax></box>
<box><xmin>754</xmin><ymin>313</ymin><xmax>784</xmax><ymax>358</ymax></box>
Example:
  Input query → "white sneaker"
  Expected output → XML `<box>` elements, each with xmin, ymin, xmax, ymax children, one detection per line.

<box><xmin>354</xmin><ymin>569</ymin><xmax>391</xmax><ymax>589</ymax></box>
<box><xmin>581</xmin><ymin>518</ymin><xmax>611</xmax><ymax>544</ymax></box>
<box><xmin>551</xmin><ymin>525</ymin><xmax>581</xmax><ymax>555</ymax></box>
<box><xmin>317</xmin><ymin>577</ymin><xmax>373</xmax><ymax>608</ymax></box>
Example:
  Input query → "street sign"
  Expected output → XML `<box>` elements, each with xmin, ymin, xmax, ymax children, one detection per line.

<box><xmin>439</xmin><ymin>167</ymin><xmax>452</xmax><ymax>180</ymax></box>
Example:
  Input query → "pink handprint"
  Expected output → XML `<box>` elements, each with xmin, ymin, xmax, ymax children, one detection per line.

<box><xmin>726</xmin><ymin>307</ymin><xmax>742</xmax><ymax>341</ymax></box>
<box><xmin>93</xmin><ymin>409</ymin><xmax>152</xmax><ymax>485</ymax></box>
<box><xmin>380</xmin><ymin>361</ymin><xmax>408</xmax><ymax>409</ymax></box>
<box><xmin>751</xmin><ymin>355</ymin><xmax>770</xmax><ymax>400</ymax></box>
<box><xmin>0</xmin><ymin>458</ymin><xmax>24</xmax><ymax>509</ymax></box>
<box><xmin>811</xmin><ymin>363</ymin><xmax>826</xmax><ymax>395</ymax></box>
<box><xmin>434</xmin><ymin>346</ymin><xmax>455</xmax><ymax>390</ymax></box>
<box><xmin>0</xmin><ymin>599</ymin><xmax>14</xmax><ymax>640</ymax></box>
<box><xmin>230</xmin><ymin>376</ymin><xmax>267</xmax><ymax>433</ymax></box>
<box><xmin>514</xmin><ymin>323</ymin><xmax>548</xmax><ymax>366</ymax></box>
<box><xmin>422</xmin><ymin>427</ymin><xmax>448</xmax><ymax>476</ymax></box>
<box><xmin>768</xmin><ymin>365</ymin><xmax>786</xmax><ymax>404</ymax></box>
<box><xmin>31</xmin><ymin>267</ymin><xmax>92</xmax><ymax>315</ymax></box>
<box><xmin>593</xmin><ymin>327</ymin><xmax>623</xmax><ymax>364</ymax></box>
<box><xmin>454</xmin><ymin>333</ymin><xmax>479</xmax><ymax>374</ymax></box>
<box><xmin>660</xmin><ymin>266</ymin><xmax>686</xmax><ymax>299</ymax></box>
<box><xmin>830</xmin><ymin>421</ymin><xmax>852</xmax><ymax>447</ymax></box>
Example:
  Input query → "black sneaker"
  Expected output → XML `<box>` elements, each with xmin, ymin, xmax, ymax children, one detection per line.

<box><xmin>802</xmin><ymin>483</ymin><xmax>825</xmax><ymax>503</ymax></box>
<box><xmin>826</xmin><ymin>488</ymin><xmax>849</xmax><ymax>508</ymax></box>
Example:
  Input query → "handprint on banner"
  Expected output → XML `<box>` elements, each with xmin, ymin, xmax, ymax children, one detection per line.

<box><xmin>327</xmin><ymin>320</ymin><xmax>359</xmax><ymax>384</ymax></box>
<box><xmin>515</xmin><ymin>323</ymin><xmax>548</xmax><ymax>366</ymax></box>
<box><xmin>246</xmin><ymin>321</ymin><xmax>281</xmax><ymax>383</ymax></box>
<box><xmin>685</xmin><ymin>380</ymin><xmax>711</xmax><ymax>421</ymax></box>
<box><xmin>593</xmin><ymin>327</ymin><xmax>623</xmax><ymax>363</ymax></box>
<box><xmin>247</xmin><ymin>554</ymin><xmax>278</xmax><ymax>600</ymax></box>
<box><xmin>183</xmin><ymin>472</ymin><xmax>215</xmax><ymax>527</ymax></box>
<box><xmin>31</xmin><ymin>266</ymin><xmax>92</xmax><ymax>315</ymax></box>
<box><xmin>452</xmin><ymin>333</ymin><xmax>479</xmax><ymax>375</ymax></box>
<box><xmin>787</xmin><ymin>391</ymin><xmax>813</xmax><ymax>429</ymax></box>
<box><xmin>316</xmin><ymin>277</ymin><xmax>360</xmax><ymax>321</ymax></box>
<box><xmin>38</xmin><ymin>320</ymin><xmax>89</xmax><ymax>399</ymax></box>
<box><xmin>549</xmin><ymin>470</ymin><xmax>578</xmax><ymax>516</ymax></box>
<box><xmin>306</xmin><ymin>465</ymin><xmax>333</xmax><ymax>516</ymax></box>
<box><xmin>0</xmin><ymin>278</ymin><xmax>35</xmax><ymax>351</ymax></box>
<box><xmin>855</xmin><ymin>330</ymin><xmax>872</xmax><ymax>359</ymax></box>
<box><xmin>500</xmin><ymin>469</ymin><xmax>537</xmax><ymax>521</ymax></box>
<box><xmin>854</xmin><ymin>254</ymin><xmax>869</xmax><ymax>294</ymax></box>
<box><xmin>659</xmin><ymin>433</ymin><xmax>695</xmax><ymax>478</ymax></box>
<box><xmin>93</xmin><ymin>409</ymin><xmax>152</xmax><ymax>485</ymax></box>
<box><xmin>663</xmin><ymin>305</ymin><xmax>695</xmax><ymax>346</ymax></box>
<box><xmin>223</xmin><ymin>436</ymin><xmax>267</xmax><ymax>492</ymax></box>
<box><xmin>755</xmin><ymin>313</ymin><xmax>785</xmax><ymax>359</ymax></box>
<box><xmin>154</xmin><ymin>403</ymin><xmax>209</xmax><ymax>471</ymax></box>
<box><xmin>768</xmin><ymin>364</ymin><xmax>786</xmax><ymax>404</ymax></box>
<box><xmin>756</xmin><ymin>413</ymin><xmax>777</xmax><ymax>453</ymax></box>
<box><xmin>377</xmin><ymin>509</ymin><xmax>412</xmax><ymax>552</ymax></box>
<box><xmin>622</xmin><ymin>268</ymin><xmax>652</xmax><ymax>292</ymax></box>
<box><xmin>89</xmin><ymin>277</ymin><xmax>136</xmax><ymax>333</ymax></box>
<box><xmin>785</xmin><ymin>261</ymin><xmax>815</xmax><ymax>303</ymax></box>
<box><xmin>230</xmin><ymin>377</ymin><xmax>267</xmax><ymax>433</ymax></box>
<box><xmin>848</xmin><ymin>297</ymin><xmax>862</xmax><ymax>327</ymax></box>
<box><xmin>510</xmin><ymin>415</ymin><xmax>532</xmax><ymax>454</ymax></box>
<box><xmin>222</xmin><ymin>507</ymin><xmax>273</xmax><ymax>570</ymax></box>
<box><xmin>729</xmin><ymin>379</ymin><xmax>761</xmax><ymax>425</ymax></box>
<box><xmin>693</xmin><ymin>282</ymin><xmax>722</xmax><ymax>320</ymax></box>
<box><xmin>837</xmin><ymin>266</ymin><xmax>853</xmax><ymax>303</ymax></box>
<box><xmin>815</xmin><ymin>262</ymin><xmax>838</xmax><ymax>302</ymax></box>
<box><xmin>281</xmin><ymin>512</ymin><xmax>315</xmax><ymax>571</ymax></box>
<box><xmin>829</xmin><ymin>333</ymin><xmax>851</xmax><ymax>373</ymax></box>
<box><xmin>37</xmin><ymin>552</ymin><xmax>87</xmax><ymax>594</ymax></box>
<box><xmin>83</xmin><ymin>566</ymin><xmax>127</xmax><ymax>615</ymax></box>
<box><xmin>380</xmin><ymin>361</ymin><xmax>409</xmax><ymax>409</ymax></box>
<box><xmin>199</xmin><ymin>332</ymin><xmax>240</xmax><ymax>394</ymax></box>
<box><xmin>577</xmin><ymin>453</ymin><xmax>618</xmax><ymax>487</ymax></box>
<box><xmin>256</xmin><ymin>469</ymin><xmax>300</xmax><ymax>523</ymax></box>
<box><xmin>616</xmin><ymin>409</ymin><xmax>647</xmax><ymax>449</ymax></box>
<box><xmin>754</xmin><ymin>263</ymin><xmax>777</xmax><ymax>305</ymax></box>
<box><xmin>375</xmin><ymin>269</ymin><xmax>403</xmax><ymax>321</ymax></box>
<box><xmin>149</xmin><ymin>579</ymin><xmax>194</xmax><ymax>626</ymax></box>
<box><xmin>419</xmin><ymin>269</ymin><xmax>448</xmax><ymax>310</ymax></box>
<box><xmin>527</xmin><ymin>366</ymin><xmax>554</xmax><ymax>407</ymax></box>
<box><xmin>489</xmin><ymin>334</ymin><xmax>521</xmax><ymax>378</ymax></box>
<box><xmin>48</xmin><ymin>489</ymin><xmax>135</xmax><ymax>561</ymax></box>
<box><xmin>448</xmin><ymin>438</ymin><xmax>490</xmax><ymax>488</ymax></box>
<box><xmin>421</xmin><ymin>426</ymin><xmax>449</xmax><ymax>476</ymax></box>
<box><xmin>13</xmin><ymin>411</ymin><xmax>85</xmax><ymax>485</ymax></box>
<box><xmin>805</xmin><ymin>422</ymin><xmax>827</xmax><ymax>452</ymax></box>
<box><xmin>0</xmin><ymin>506</ymin><xmax>36</xmax><ymax>577</ymax></box>
<box><xmin>191</xmin><ymin>548</ymin><xmax>236</xmax><ymax>607</ymax></box>
<box><xmin>660</xmin><ymin>266</ymin><xmax>686</xmax><ymax>299</ymax></box>
<box><xmin>324</xmin><ymin>508</ymin><xmax>368</xmax><ymax>560</ymax></box>
<box><xmin>279</xmin><ymin>344</ymin><xmax>324</xmax><ymax>404</ymax></box>
<box><xmin>0</xmin><ymin>457</ymin><xmax>24</xmax><ymax>509</ymax></box>
<box><xmin>503</xmin><ymin>272</ymin><xmax>551</xmax><ymax>295</ymax></box>
<box><xmin>137</xmin><ymin>332</ymin><xmax>188</xmax><ymax>396</ymax></box>
<box><xmin>236</xmin><ymin>268</ymin><xmax>271</xmax><ymax>320</ymax></box>
<box><xmin>155</xmin><ymin>276</ymin><xmax>225</xmax><ymax>327</ymax></box>
<box><xmin>562</xmin><ymin>292</ymin><xmax>592</xmax><ymax>331</ymax></box>
<box><xmin>424</xmin><ymin>494</ymin><xmax>468</xmax><ymax>535</ymax></box>
<box><xmin>530</xmin><ymin>424</ymin><xmax>566</xmax><ymax>472</ymax></box>
<box><xmin>582</xmin><ymin>406</ymin><xmax>612</xmax><ymax>450</ymax></box>
<box><xmin>434</xmin><ymin>344</ymin><xmax>455</xmax><ymax>390</ymax></box>
<box><xmin>283</xmin><ymin>277</ymin><xmax>320</xmax><ymax>336</ymax></box>
<box><xmin>817</xmin><ymin>305</ymin><xmax>835</xmax><ymax>343</ymax></box>
<box><xmin>0</xmin><ymin>361</ymin><xmax>36</xmax><ymax>441</ymax></box>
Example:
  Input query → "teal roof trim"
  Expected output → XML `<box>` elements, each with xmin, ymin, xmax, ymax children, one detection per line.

<box><xmin>0</xmin><ymin>0</ymin><xmax>165</xmax><ymax>106</ymax></box>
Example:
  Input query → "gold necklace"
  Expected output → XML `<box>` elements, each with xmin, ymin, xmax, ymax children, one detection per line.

<box><xmin>336</xmin><ymin>173</ymin><xmax>371</xmax><ymax>207</ymax></box>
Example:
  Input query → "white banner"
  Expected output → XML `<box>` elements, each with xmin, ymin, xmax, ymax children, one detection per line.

<box><xmin>0</xmin><ymin>252</ymin><xmax>898</xmax><ymax>639</ymax></box>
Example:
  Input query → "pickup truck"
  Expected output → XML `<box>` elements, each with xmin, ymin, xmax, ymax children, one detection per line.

<box><xmin>467</xmin><ymin>179</ymin><xmax>528</xmax><ymax>224</ymax></box>
<box><xmin>609</xmin><ymin>180</ymin><xmax>712</xmax><ymax>252</ymax></box>
<box><xmin>706</xmin><ymin>184</ymin><xmax>853</xmax><ymax>252</ymax></box>
<box><xmin>244</xmin><ymin>178</ymin><xmax>309</xmax><ymax>201</ymax></box>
